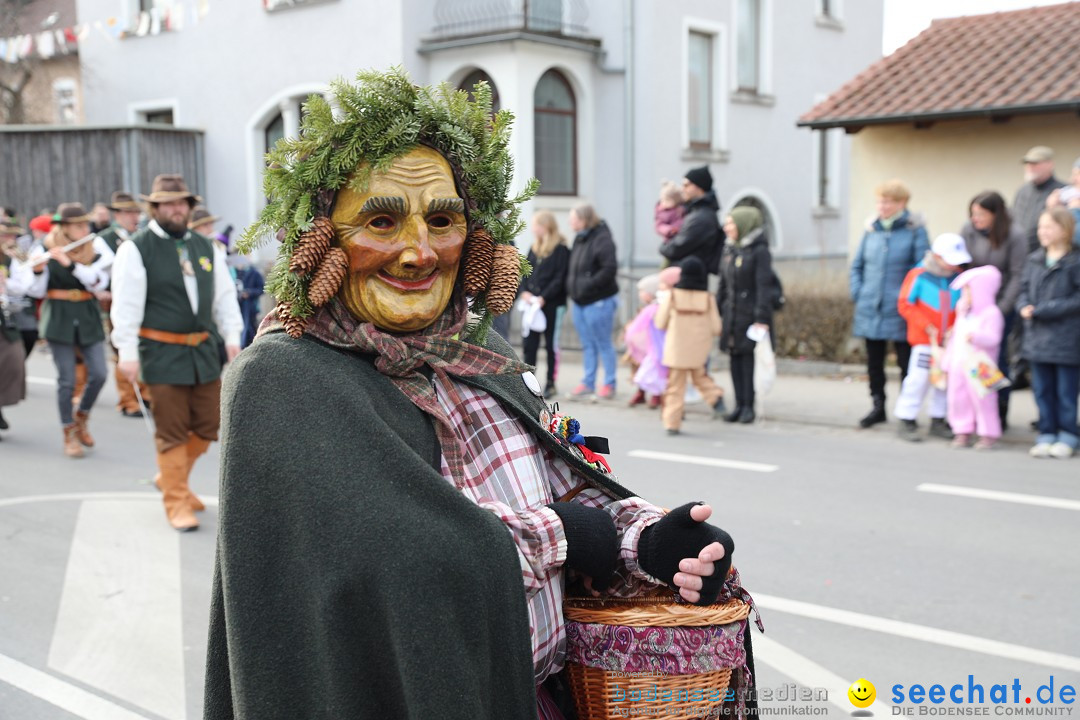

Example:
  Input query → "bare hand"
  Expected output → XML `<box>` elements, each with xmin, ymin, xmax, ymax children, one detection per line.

<box><xmin>1047</xmin><ymin>189</ymin><xmax>1062</xmax><ymax>208</ymax></box>
<box><xmin>536</xmin><ymin>296</ymin><xmax>545</xmax><ymax>308</ymax></box>
<box><xmin>1020</xmin><ymin>305</ymin><xmax>1035</xmax><ymax>320</ymax></box>
<box><xmin>95</xmin><ymin>290</ymin><xmax>112</xmax><ymax>303</ymax></box>
<box><xmin>48</xmin><ymin>246</ymin><xmax>72</xmax><ymax>267</ymax></box>
<box><xmin>118</xmin><ymin>360</ymin><xmax>140</xmax><ymax>383</ymax></box>
<box><xmin>226</xmin><ymin>344</ymin><xmax>241</xmax><ymax>362</ymax></box>
<box><xmin>520</xmin><ymin>291</ymin><xmax>534</xmax><ymax>303</ymax></box>
<box><xmin>670</xmin><ymin>504</ymin><xmax>727</xmax><ymax>604</ymax></box>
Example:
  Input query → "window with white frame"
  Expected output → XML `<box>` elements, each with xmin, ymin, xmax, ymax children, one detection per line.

<box><xmin>53</xmin><ymin>78</ymin><xmax>78</xmax><ymax>125</ymax></box>
<box><xmin>142</xmin><ymin>108</ymin><xmax>174</xmax><ymax>125</ymax></box>
<box><xmin>813</xmin><ymin>128</ymin><xmax>841</xmax><ymax>209</ymax></box>
<box><xmin>688</xmin><ymin>31</ymin><xmax>713</xmax><ymax>149</ymax></box>
<box><xmin>817</xmin><ymin>0</ymin><xmax>843</xmax><ymax>21</ymax></box>
<box><xmin>534</xmin><ymin>69</ymin><xmax>577</xmax><ymax>196</ymax></box>
<box><xmin>138</xmin><ymin>0</ymin><xmax>168</xmax><ymax>11</ymax></box>
<box><xmin>736</xmin><ymin>0</ymin><xmax>761</xmax><ymax>92</ymax></box>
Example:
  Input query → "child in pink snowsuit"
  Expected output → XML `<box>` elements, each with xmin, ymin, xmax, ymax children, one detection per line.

<box><xmin>945</xmin><ymin>265</ymin><xmax>1005</xmax><ymax>449</ymax></box>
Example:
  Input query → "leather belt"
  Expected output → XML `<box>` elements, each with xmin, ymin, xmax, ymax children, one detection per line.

<box><xmin>138</xmin><ymin>328</ymin><xmax>210</xmax><ymax>347</ymax></box>
<box><xmin>46</xmin><ymin>289</ymin><xmax>94</xmax><ymax>302</ymax></box>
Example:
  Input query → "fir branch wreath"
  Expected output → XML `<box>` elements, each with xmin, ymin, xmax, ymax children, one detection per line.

<box><xmin>240</xmin><ymin>66</ymin><xmax>538</xmax><ymax>340</ymax></box>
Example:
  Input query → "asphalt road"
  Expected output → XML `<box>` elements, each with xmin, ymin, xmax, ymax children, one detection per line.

<box><xmin>1</xmin><ymin>352</ymin><xmax>1077</xmax><ymax>719</ymax></box>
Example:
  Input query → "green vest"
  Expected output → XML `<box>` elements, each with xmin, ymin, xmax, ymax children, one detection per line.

<box><xmin>40</xmin><ymin>259</ymin><xmax>106</xmax><ymax>346</ymax></box>
<box><xmin>97</xmin><ymin>226</ymin><xmax>123</xmax><ymax>254</ymax></box>
<box><xmin>132</xmin><ymin>227</ymin><xmax>222</xmax><ymax>386</ymax></box>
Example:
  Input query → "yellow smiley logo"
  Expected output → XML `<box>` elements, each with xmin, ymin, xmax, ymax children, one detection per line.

<box><xmin>848</xmin><ymin>678</ymin><xmax>876</xmax><ymax>709</ymax></box>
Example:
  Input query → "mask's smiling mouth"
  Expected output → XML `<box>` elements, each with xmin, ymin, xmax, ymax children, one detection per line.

<box><xmin>378</xmin><ymin>270</ymin><xmax>439</xmax><ymax>291</ymax></box>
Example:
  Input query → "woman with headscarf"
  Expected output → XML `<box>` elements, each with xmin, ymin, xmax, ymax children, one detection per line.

<box><xmin>717</xmin><ymin>206</ymin><xmax>775</xmax><ymax>424</ymax></box>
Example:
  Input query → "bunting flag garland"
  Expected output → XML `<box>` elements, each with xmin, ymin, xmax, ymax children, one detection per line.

<box><xmin>0</xmin><ymin>0</ymin><xmax>214</xmax><ymax>63</ymax></box>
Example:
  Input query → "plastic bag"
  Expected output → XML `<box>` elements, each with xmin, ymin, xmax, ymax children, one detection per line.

<box><xmin>753</xmin><ymin>329</ymin><xmax>776</xmax><ymax>396</ymax></box>
<box><xmin>964</xmin><ymin>347</ymin><xmax>1012</xmax><ymax>398</ymax></box>
<box><xmin>928</xmin><ymin>344</ymin><xmax>947</xmax><ymax>391</ymax></box>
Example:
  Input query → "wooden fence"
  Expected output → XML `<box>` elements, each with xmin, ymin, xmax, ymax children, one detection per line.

<box><xmin>0</xmin><ymin>125</ymin><xmax>205</xmax><ymax>217</ymax></box>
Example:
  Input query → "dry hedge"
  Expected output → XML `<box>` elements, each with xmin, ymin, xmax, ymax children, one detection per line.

<box><xmin>772</xmin><ymin>288</ymin><xmax>855</xmax><ymax>362</ymax></box>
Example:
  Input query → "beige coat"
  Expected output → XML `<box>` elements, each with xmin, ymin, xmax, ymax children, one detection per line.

<box><xmin>654</xmin><ymin>288</ymin><xmax>721</xmax><ymax>369</ymax></box>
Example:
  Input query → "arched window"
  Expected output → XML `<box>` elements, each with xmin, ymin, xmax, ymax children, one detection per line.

<box><xmin>733</xmin><ymin>195</ymin><xmax>777</xmax><ymax>247</ymax></box>
<box><xmin>264</xmin><ymin>113</ymin><xmax>285</xmax><ymax>154</ymax></box>
<box><xmin>534</xmin><ymin>69</ymin><xmax>577</xmax><ymax>196</ymax></box>
<box><xmin>458</xmin><ymin>69</ymin><xmax>500</xmax><ymax>112</ymax></box>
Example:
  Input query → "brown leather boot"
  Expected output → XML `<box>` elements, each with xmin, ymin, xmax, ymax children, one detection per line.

<box><xmin>184</xmin><ymin>435</ymin><xmax>212</xmax><ymax>512</ymax></box>
<box><xmin>63</xmin><ymin>424</ymin><xmax>84</xmax><ymax>458</ymax></box>
<box><xmin>73</xmin><ymin>410</ymin><xmax>95</xmax><ymax>447</ymax></box>
<box><xmin>157</xmin><ymin>446</ymin><xmax>199</xmax><ymax>531</ymax></box>
<box><xmin>154</xmin><ymin>435</ymin><xmax>211</xmax><ymax>512</ymax></box>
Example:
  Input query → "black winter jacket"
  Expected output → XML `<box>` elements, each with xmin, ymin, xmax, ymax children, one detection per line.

<box><xmin>523</xmin><ymin>244</ymin><xmax>569</xmax><ymax>308</ymax></box>
<box><xmin>659</xmin><ymin>191</ymin><xmax>723</xmax><ymax>273</ymax></box>
<box><xmin>717</xmin><ymin>229</ymin><xmax>774</xmax><ymax>355</ymax></box>
<box><xmin>1017</xmin><ymin>248</ymin><xmax>1080</xmax><ymax>366</ymax></box>
<box><xmin>567</xmin><ymin>221</ymin><xmax>619</xmax><ymax>306</ymax></box>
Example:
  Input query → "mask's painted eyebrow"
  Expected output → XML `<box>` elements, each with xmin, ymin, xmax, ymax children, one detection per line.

<box><xmin>427</xmin><ymin>198</ymin><xmax>465</xmax><ymax>214</ymax></box>
<box><xmin>360</xmin><ymin>196</ymin><xmax>406</xmax><ymax>214</ymax></box>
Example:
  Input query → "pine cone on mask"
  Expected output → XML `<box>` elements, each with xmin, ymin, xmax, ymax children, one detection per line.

<box><xmin>307</xmin><ymin>247</ymin><xmax>349</xmax><ymax>308</ymax></box>
<box><xmin>461</xmin><ymin>227</ymin><xmax>495</xmax><ymax>296</ymax></box>
<box><xmin>485</xmin><ymin>243</ymin><xmax>521</xmax><ymax>316</ymax></box>
<box><xmin>289</xmin><ymin>216</ymin><xmax>335</xmax><ymax>275</ymax></box>
<box><xmin>276</xmin><ymin>301</ymin><xmax>307</xmax><ymax>339</ymax></box>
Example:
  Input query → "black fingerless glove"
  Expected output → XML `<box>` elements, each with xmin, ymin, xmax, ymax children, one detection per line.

<box><xmin>638</xmin><ymin>502</ymin><xmax>735</xmax><ymax>605</ymax></box>
<box><xmin>546</xmin><ymin>502</ymin><xmax>619</xmax><ymax>592</ymax></box>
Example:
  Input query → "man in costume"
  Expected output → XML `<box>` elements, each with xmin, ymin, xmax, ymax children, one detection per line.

<box><xmin>9</xmin><ymin>204</ymin><xmax>115</xmax><ymax>457</ymax></box>
<box><xmin>0</xmin><ymin>218</ymin><xmax>28</xmax><ymax>438</ymax></box>
<box><xmin>110</xmin><ymin>175</ymin><xmax>243</xmax><ymax>531</ymax></box>
<box><xmin>205</xmin><ymin>70</ymin><xmax>748</xmax><ymax>719</ymax></box>
<box><xmin>97</xmin><ymin>191</ymin><xmax>153</xmax><ymax>418</ymax></box>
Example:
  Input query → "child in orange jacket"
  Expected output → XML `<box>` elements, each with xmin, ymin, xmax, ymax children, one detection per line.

<box><xmin>894</xmin><ymin>233</ymin><xmax>971</xmax><ymax>442</ymax></box>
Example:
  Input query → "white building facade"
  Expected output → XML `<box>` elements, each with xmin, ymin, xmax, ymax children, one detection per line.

<box><xmin>75</xmin><ymin>0</ymin><xmax>882</xmax><ymax>275</ymax></box>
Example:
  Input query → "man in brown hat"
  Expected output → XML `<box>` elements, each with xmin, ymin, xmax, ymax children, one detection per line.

<box><xmin>97</xmin><ymin>191</ymin><xmax>152</xmax><ymax>418</ymax></box>
<box><xmin>110</xmin><ymin>174</ymin><xmax>243</xmax><ymax>531</ymax></box>
<box><xmin>9</xmin><ymin>203</ymin><xmax>114</xmax><ymax>457</ymax></box>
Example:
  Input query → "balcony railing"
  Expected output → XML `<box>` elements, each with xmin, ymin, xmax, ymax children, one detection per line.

<box><xmin>431</xmin><ymin>0</ymin><xmax>590</xmax><ymax>39</ymax></box>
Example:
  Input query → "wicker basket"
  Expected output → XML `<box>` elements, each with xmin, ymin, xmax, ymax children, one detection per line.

<box><xmin>564</xmin><ymin>593</ymin><xmax>750</xmax><ymax>720</ymax></box>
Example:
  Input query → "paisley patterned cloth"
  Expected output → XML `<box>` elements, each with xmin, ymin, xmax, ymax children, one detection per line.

<box><xmin>565</xmin><ymin>617</ymin><xmax>746</xmax><ymax>676</ymax></box>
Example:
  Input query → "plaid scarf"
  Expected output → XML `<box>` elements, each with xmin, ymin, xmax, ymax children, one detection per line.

<box><xmin>257</xmin><ymin>293</ymin><xmax>528</xmax><ymax>487</ymax></box>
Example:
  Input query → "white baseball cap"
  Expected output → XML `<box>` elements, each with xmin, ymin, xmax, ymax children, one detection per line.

<box><xmin>931</xmin><ymin>233</ymin><xmax>972</xmax><ymax>267</ymax></box>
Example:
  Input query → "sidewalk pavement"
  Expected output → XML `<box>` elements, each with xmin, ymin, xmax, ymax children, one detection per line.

<box><xmin>538</xmin><ymin>348</ymin><xmax>1040</xmax><ymax>446</ymax></box>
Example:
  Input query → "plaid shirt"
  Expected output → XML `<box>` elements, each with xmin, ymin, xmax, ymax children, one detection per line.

<box><xmin>436</xmin><ymin>378</ymin><xmax>665</xmax><ymax>684</ymax></box>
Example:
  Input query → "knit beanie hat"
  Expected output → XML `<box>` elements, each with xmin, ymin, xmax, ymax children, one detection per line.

<box><xmin>675</xmin><ymin>256</ymin><xmax>708</xmax><ymax>291</ymax></box>
<box><xmin>729</xmin><ymin>206</ymin><xmax>763</xmax><ymax>243</ymax></box>
<box><xmin>684</xmin><ymin>165</ymin><xmax>713</xmax><ymax>193</ymax></box>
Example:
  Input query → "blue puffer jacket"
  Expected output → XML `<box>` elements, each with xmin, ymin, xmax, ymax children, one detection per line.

<box><xmin>849</xmin><ymin>211</ymin><xmax>930</xmax><ymax>341</ymax></box>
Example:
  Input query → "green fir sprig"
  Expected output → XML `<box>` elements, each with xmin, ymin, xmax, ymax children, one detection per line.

<box><xmin>241</xmin><ymin>66</ymin><xmax>538</xmax><ymax>338</ymax></box>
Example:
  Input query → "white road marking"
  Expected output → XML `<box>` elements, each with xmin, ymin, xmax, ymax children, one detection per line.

<box><xmin>917</xmin><ymin>483</ymin><xmax>1080</xmax><ymax>512</ymax></box>
<box><xmin>753</xmin><ymin>633</ymin><xmax>892</xmax><ymax>715</ymax></box>
<box><xmin>47</xmin><ymin>501</ymin><xmax>188</xmax><ymax>720</ymax></box>
<box><xmin>755</xmin><ymin>593</ymin><xmax>1080</xmax><ymax>672</ymax></box>
<box><xmin>628</xmin><ymin>449</ymin><xmax>778</xmax><ymax>473</ymax></box>
<box><xmin>27</xmin><ymin>375</ymin><xmax>56</xmax><ymax>386</ymax></box>
<box><xmin>0</xmin><ymin>651</ymin><xmax>152</xmax><ymax>720</ymax></box>
<box><xmin>0</xmin><ymin>492</ymin><xmax>218</xmax><ymax>509</ymax></box>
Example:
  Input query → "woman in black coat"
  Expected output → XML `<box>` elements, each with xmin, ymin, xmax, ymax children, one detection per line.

<box><xmin>521</xmin><ymin>211</ymin><xmax>570</xmax><ymax>396</ymax></box>
<box><xmin>717</xmin><ymin>206</ymin><xmax>775</xmax><ymax>424</ymax></box>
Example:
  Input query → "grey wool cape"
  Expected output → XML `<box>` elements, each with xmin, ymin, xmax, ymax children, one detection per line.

<box><xmin>204</xmin><ymin>329</ymin><xmax>634</xmax><ymax>719</ymax></box>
